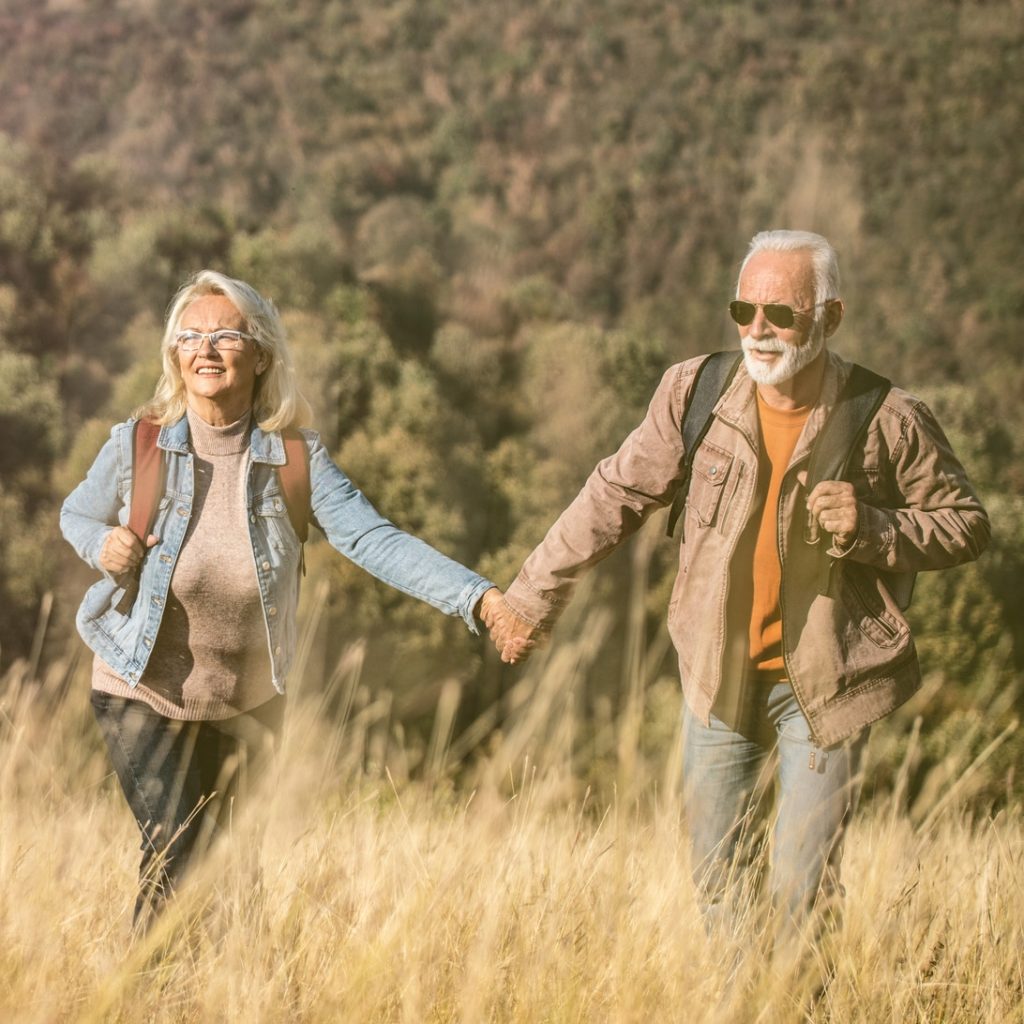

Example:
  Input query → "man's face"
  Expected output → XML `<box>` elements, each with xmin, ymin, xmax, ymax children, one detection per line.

<box><xmin>735</xmin><ymin>250</ymin><xmax>825</xmax><ymax>388</ymax></box>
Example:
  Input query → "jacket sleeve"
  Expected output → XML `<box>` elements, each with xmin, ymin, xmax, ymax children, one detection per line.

<box><xmin>306</xmin><ymin>434</ymin><xmax>494</xmax><ymax>633</ymax></box>
<box><xmin>59</xmin><ymin>425</ymin><xmax>130</xmax><ymax>580</ymax></box>
<box><xmin>503</xmin><ymin>362</ymin><xmax>692</xmax><ymax>628</ymax></box>
<box><xmin>829</xmin><ymin>396</ymin><xmax>990</xmax><ymax>572</ymax></box>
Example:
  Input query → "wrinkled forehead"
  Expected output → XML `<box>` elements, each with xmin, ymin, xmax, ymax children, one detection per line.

<box><xmin>738</xmin><ymin>250</ymin><xmax>816</xmax><ymax>303</ymax></box>
<box><xmin>179</xmin><ymin>294</ymin><xmax>246</xmax><ymax>330</ymax></box>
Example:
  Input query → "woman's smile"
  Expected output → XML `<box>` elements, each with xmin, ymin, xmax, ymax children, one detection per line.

<box><xmin>177</xmin><ymin>294</ymin><xmax>266</xmax><ymax>425</ymax></box>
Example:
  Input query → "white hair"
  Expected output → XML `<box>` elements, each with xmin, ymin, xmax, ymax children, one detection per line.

<box><xmin>135</xmin><ymin>270</ymin><xmax>311</xmax><ymax>431</ymax></box>
<box><xmin>737</xmin><ymin>229</ymin><xmax>841</xmax><ymax>306</ymax></box>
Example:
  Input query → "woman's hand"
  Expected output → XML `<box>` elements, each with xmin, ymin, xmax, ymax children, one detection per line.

<box><xmin>99</xmin><ymin>526</ymin><xmax>159</xmax><ymax>575</ymax></box>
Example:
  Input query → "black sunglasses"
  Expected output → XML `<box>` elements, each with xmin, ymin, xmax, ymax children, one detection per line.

<box><xmin>728</xmin><ymin>300</ymin><xmax>827</xmax><ymax>329</ymax></box>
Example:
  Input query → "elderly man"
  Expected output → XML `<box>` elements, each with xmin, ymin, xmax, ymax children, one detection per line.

<box><xmin>487</xmin><ymin>229</ymin><xmax>989</xmax><ymax>939</ymax></box>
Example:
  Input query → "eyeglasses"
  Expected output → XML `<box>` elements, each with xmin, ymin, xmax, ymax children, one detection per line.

<box><xmin>174</xmin><ymin>329</ymin><xmax>254</xmax><ymax>352</ymax></box>
<box><xmin>728</xmin><ymin>300</ymin><xmax>828</xmax><ymax>329</ymax></box>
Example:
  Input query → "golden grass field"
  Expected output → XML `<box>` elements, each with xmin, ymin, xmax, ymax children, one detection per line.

<box><xmin>2</xmin><ymin>617</ymin><xmax>1022</xmax><ymax>1024</ymax></box>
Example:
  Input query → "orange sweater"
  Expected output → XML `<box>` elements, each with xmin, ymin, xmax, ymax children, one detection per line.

<box><xmin>749</xmin><ymin>393</ymin><xmax>811</xmax><ymax>675</ymax></box>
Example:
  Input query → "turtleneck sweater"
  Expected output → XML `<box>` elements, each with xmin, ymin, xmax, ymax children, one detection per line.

<box><xmin>92</xmin><ymin>407</ymin><xmax>277</xmax><ymax>720</ymax></box>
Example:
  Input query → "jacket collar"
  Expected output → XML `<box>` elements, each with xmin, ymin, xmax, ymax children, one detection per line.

<box><xmin>156</xmin><ymin>413</ymin><xmax>286</xmax><ymax>465</ymax></box>
<box><xmin>712</xmin><ymin>349</ymin><xmax>853</xmax><ymax>467</ymax></box>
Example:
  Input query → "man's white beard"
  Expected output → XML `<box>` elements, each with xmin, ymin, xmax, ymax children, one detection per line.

<box><xmin>741</xmin><ymin>320</ymin><xmax>826</xmax><ymax>386</ymax></box>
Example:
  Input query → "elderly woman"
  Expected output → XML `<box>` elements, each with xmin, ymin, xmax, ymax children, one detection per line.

<box><xmin>61</xmin><ymin>270</ymin><xmax>503</xmax><ymax>927</ymax></box>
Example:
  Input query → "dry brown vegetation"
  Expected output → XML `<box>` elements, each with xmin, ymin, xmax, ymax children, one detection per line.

<box><xmin>2</xmin><ymin>614</ymin><xmax>1021</xmax><ymax>1024</ymax></box>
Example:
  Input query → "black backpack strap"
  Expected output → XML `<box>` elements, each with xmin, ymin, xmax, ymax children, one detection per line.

<box><xmin>805</xmin><ymin>363</ymin><xmax>891</xmax><ymax>596</ymax></box>
<box><xmin>805</xmin><ymin>363</ymin><xmax>891</xmax><ymax>491</ymax></box>
<box><xmin>666</xmin><ymin>351</ymin><xmax>743</xmax><ymax>538</ymax></box>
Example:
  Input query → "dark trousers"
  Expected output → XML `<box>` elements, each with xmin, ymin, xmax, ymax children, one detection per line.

<box><xmin>90</xmin><ymin>691</ymin><xmax>284</xmax><ymax>929</ymax></box>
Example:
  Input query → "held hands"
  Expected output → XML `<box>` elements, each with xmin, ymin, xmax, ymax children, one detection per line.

<box><xmin>477</xmin><ymin>587</ymin><xmax>544</xmax><ymax>665</ymax></box>
<box><xmin>804</xmin><ymin>479</ymin><xmax>859</xmax><ymax>550</ymax></box>
<box><xmin>99</xmin><ymin>526</ymin><xmax>159</xmax><ymax>575</ymax></box>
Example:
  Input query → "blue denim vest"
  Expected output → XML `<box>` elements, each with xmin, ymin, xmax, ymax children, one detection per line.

<box><xmin>60</xmin><ymin>415</ymin><xmax>492</xmax><ymax>691</ymax></box>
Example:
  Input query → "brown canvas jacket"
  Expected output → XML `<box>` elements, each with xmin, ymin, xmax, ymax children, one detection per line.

<box><xmin>503</xmin><ymin>350</ymin><xmax>990</xmax><ymax>746</ymax></box>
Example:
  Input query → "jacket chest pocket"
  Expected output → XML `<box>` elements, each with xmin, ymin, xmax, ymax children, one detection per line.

<box><xmin>254</xmin><ymin>494</ymin><xmax>298</xmax><ymax>555</ymax></box>
<box><xmin>687</xmin><ymin>443</ymin><xmax>736</xmax><ymax>530</ymax></box>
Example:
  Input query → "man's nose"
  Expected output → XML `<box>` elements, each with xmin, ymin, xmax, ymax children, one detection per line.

<box><xmin>747</xmin><ymin>307</ymin><xmax>773</xmax><ymax>338</ymax></box>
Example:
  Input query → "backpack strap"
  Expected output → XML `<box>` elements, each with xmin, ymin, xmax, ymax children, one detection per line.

<box><xmin>805</xmin><ymin>363</ymin><xmax>891</xmax><ymax>597</ymax></box>
<box><xmin>805</xmin><ymin>363</ymin><xmax>891</xmax><ymax>492</ymax></box>
<box><xmin>114</xmin><ymin>418</ymin><xmax>163</xmax><ymax>613</ymax></box>
<box><xmin>128</xmin><ymin>419</ymin><xmax>163</xmax><ymax>543</ymax></box>
<box><xmin>279</xmin><ymin>428</ymin><xmax>311</xmax><ymax>545</ymax></box>
<box><xmin>666</xmin><ymin>352</ymin><xmax>743</xmax><ymax>538</ymax></box>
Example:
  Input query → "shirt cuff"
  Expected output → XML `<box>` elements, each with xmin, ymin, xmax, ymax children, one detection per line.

<box><xmin>503</xmin><ymin>572</ymin><xmax>565</xmax><ymax>628</ymax></box>
<box><xmin>826</xmin><ymin>503</ymin><xmax>893</xmax><ymax>561</ymax></box>
<box><xmin>460</xmin><ymin>577</ymin><xmax>496</xmax><ymax>635</ymax></box>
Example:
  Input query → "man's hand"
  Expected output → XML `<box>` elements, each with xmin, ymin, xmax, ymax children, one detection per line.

<box><xmin>806</xmin><ymin>480</ymin><xmax>859</xmax><ymax>549</ymax></box>
<box><xmin>477</xmin><ymin>587</ymin><xmax>543</xmax><ymax>664</ymax></box>
<box><xmin>99</xmin><ymin>526</ymin><xmax>159</xmax><ymax>575</ymax></box>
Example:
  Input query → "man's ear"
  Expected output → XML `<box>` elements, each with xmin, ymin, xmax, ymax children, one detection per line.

<box><xmin>823</xmin><ymin>298</ymin><xmax>845</xmax><ymax>338</ymax></box>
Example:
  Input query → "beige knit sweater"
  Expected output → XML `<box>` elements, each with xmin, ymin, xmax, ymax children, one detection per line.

<box><xmin>93</xmin><ymin>408</ymin><xmax>278</xmax><ymax>720</ymax></box>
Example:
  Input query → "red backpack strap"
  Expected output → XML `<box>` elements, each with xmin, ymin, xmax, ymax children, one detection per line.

<box><xmin>128</xmin><ymin>419</ymin><xmax>163</xmax><ymax>542</ymax></box>
<box><xmin>279</xmin><ymin>428</ymin><xmax>311</xmax><ymax>544</ymax></box>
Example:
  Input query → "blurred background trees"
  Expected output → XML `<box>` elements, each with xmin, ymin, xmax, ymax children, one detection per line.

<box><xmin>1</xmin><ymin>0</ymin><xmax>1020</xmax><ymax>804</ymax></box>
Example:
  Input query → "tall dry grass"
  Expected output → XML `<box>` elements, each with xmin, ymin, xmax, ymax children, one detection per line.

<box><xmin>1</xmin><ymin>593</ymin><xmax>1022</xmax><ymax>1024</ymax></box>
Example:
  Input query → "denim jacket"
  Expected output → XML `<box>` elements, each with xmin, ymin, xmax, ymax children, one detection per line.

<box><xmin>60</xmin><ymin>415</ymin><xmax>493</xmax><ymax>691</ymax></box>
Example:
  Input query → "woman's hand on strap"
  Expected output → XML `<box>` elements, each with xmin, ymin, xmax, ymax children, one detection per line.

<box><xmin>98</xmin><ymin>526</ymin><xmax>159</xmax><ymax>575</ymax></box>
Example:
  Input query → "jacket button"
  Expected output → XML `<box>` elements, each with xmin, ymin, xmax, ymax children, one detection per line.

<box><xmin>143</xmin><ymin>637</ymin><xmax>152</xmax><ymax>647</ymax></box>
<box><xmin>160</xmin><ymin>553</ymin><xmax>172</xmax><ymax>564</ymax></box>
<box><xmin>250</xmin><ymin>514</ymin><xmax>256</xmax><ymax>523</ymax></box>
<box><xmin>262</xmin><ymin>561</ymin><xmax>271</xmax><ymax>571</ymax></box>
<box><xmin>177</xmin><ymin>506</ymin><xmax>189</xmax><ymax>517</ymax></box>
<box><xmin>274</xmin><ymin>646</ymin><xmax>282</xmax><ymax>656</ymax></box>
<box><xmin>268</xmin><ymin>606</ymin><xmax>277</xmax><ymax>616</ymax></box>
<box><xmin>709</xmin><ymin>465</ymin><xmax>718</xmax><ymax>477</ymax></box>
<box><xmin>151</xmin><ymin>596</ymin><xmax>162</xmax><ymax>606</ymax></box>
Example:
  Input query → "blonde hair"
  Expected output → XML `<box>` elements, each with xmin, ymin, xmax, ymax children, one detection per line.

<box><xmin>134</xmin><ymin>270</ymin><xmax>311</xmax><ymax>431</ymax></box>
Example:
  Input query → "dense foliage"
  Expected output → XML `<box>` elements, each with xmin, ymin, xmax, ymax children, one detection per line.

<box><xmin>1</xmin><ymin>0</ymin><xmax>1020</xmax><ymax>802</ymax></box>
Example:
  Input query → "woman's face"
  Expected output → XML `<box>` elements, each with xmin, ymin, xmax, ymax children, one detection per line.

<box><xmin>176</xmin><ymin>294</ymin><xmax>268</xmax><ymax>425</ymax></box>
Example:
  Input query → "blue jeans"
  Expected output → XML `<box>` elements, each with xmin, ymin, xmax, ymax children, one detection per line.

<box><xmin>91</xmin><ymin>692</ymin><xmax>284</xmax><ymax>929</ymax></box>
<box><xmin>682</xmin><ymin>682</ymin><xmax>868</xmax><ymax>941</ymax></box>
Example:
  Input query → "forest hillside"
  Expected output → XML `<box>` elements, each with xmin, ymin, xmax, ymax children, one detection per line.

<box><xmin>1</xmin><ymin>0</ymin><xmax>1021</xmax><ymax>804</ymax></box>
